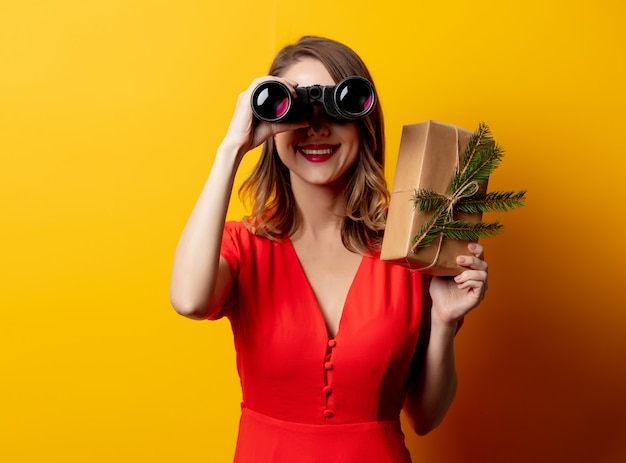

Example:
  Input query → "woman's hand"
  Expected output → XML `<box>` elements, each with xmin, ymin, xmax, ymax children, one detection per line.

<box><xmin>221</xmin><ymin>76</ymin><xmax>308</xmax><ymax>158</ymax></box>
<box><xmin>428</xmin><ymin>242</ymin><xmax>488</xmax><ymax>326</ymax></box>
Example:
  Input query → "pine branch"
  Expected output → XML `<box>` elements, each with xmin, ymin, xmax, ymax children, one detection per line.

<box><xmin>434</xmin><ymin>220</ymin><xmax>503</xmax><ymax>242</ymax></box>
<box><xmin>457</xmin><ymin>121</ymin><xmax>489</xmax><ymax>182</ymax></box>
<box><xmin>410</xmin><ymin>122</ymin><xmax>526</xmax><ymax>253</ymax></box>
<box><xmin>451</xmin><ymin>122</ymin><xmax>506</xmax><ymax>195</ymax></box>
<box><xmin>412</xmin><ymin>188</ymin><xmax>447</xmax><ymax>211</ymax></box>
<box><xmin>456</xmin><ymin>190</ymin><xmax>527</xmax><ymax>213</ymax></box>
<box><xmin>451</xmin><ymin>141</ymin><xmax>505</xmax><ymax>194</ymax></box>
<box><xmin>467</xmin><ymin>143</ymin><xmax>505</xmax><ymax>185</ymax></box>
<box><xmin>412</xmin><ymin>226</ymin><xmax>441</xmax><ymax>249</ymax></box>
<box><xmin>411</xmin><ymin>205</ymin><xmax>449</xmax><ymax>250</ymax></box>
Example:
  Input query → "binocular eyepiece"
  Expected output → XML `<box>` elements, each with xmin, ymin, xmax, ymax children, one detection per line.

<box><xmin>250</xmin><ymin>76</ymin><xmax>376</xmax><ymax>123</ymax></box>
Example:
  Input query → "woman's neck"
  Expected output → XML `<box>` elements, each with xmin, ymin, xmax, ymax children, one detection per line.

<box><xmin>289</xmin><ymin>177</ymin><xmax>347</xmax><ymax>242</ymax></box>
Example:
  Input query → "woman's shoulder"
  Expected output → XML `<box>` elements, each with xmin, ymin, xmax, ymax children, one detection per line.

<box><xmin>225</xmin><ymin>217</ymin><xmax>290</xmax><ymax>241</ymax></box>
<box><xmin>223</xmin><ymin>219</ymin><xmax>288</xmax><ymax>249</ymax></box>
<box><xmin>221</xmin><ymin>221</ymin><xmax>260</xmax><ymax>270</ymax></box>
<box><xmin>224</xmin><ymin>219</ymin><xmax>247</xmax><ymax>233</ymax></box>
<box><xmin>223</xmin><ymin>220</ymin><xmax>256</xmax><ymax>247</ymax></box>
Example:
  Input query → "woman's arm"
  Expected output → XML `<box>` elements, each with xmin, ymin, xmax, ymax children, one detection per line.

<box><xmin>169</xmin><ymin>77</ymin><xmax>307</xmax><ymax>320</ymax></box>
<box><xmin>403</xmin><ymin>315</ymin><xmax>459</xmax><ymax>435</ymax></box>
<box><xmin>169</xmin><ymin>145</ymin><xmax>242</xmax><ymax>320</ymax></box>
<box><xmin>404</xmin><ymin>242</ymin><xmax>488</xmax><ymax>434</ymax></box>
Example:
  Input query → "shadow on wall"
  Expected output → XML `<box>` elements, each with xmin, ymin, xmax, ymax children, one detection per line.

<box><xmin>400</xmin><ymin>201</ymin><xmax>626</xmax><ymax>462</ymax></box>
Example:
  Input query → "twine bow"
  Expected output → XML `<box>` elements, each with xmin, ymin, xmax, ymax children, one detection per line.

<box><xmin>444</xmin><ymin>180</ymin><xmax>479</xmax><ymax>221</ymax></box>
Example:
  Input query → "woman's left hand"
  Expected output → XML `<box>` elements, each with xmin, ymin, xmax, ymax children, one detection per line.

<box><xmin>429</xmin><ymin>242</ymin><xmax>489</xmax><ymax>325</ymax></box>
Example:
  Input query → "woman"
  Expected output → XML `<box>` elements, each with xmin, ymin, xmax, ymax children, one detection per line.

<box><xmin>170</xmin><ymin>36</ymin><xmax>488</xmax><ymax>462</ymax></box>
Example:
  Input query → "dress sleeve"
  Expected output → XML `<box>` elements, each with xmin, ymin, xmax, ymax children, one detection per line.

<box><xmin>207</xmin><ymin>221</ymin><xmax>241</xmax><ymax>320</ymax></box>
<box><xmin>220</xmin><ymin>221</ymin><xmax>241</xmax><ymax>279</ymax></box>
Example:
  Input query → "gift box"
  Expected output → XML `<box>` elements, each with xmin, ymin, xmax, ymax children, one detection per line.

<box><xmin>381</xmin><ymin>120</ymin><xmax>490</xmax><ymax>276</ymax></box>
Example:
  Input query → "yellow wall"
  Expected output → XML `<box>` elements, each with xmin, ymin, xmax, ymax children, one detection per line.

<box><xmin>1</xmin><ymin>1</ymin><xmax>624</xmax><ymax>461</ymax></box>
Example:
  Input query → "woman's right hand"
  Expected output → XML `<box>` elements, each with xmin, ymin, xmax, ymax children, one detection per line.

<box><xmin>221</xmin><ymin>76</ymin><xmax>309</xmax><ymax>158</ymax></box>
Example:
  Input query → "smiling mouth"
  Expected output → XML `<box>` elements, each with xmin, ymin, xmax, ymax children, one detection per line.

<box><xmin>296</xmin><ymin>145</ymin><xmax>339</xmax><ymax>157</ymax></box>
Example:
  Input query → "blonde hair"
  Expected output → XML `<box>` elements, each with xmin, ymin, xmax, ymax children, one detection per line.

<box><xmin>240</xmin><ymin>36</ymin><xmax>388</xmax><ymax>254</ymax></box>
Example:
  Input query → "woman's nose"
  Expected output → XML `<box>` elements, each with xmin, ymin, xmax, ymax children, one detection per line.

<box><xmin>306</xmin><ymin>105</ymin><xmax>330</xmax><ymax>137</ymax></box>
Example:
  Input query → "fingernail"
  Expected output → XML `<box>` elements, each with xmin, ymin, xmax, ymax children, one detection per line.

<box><xmin>468</xmin><ymin>243</ymin><xmax>477</xmax><ymax>252</ymax></box>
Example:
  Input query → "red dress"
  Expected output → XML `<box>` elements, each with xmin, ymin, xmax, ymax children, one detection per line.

<box><xmin>215</xmin><ymin>221</ymin><xmax>427</xmax><ymax>462</ymax></box>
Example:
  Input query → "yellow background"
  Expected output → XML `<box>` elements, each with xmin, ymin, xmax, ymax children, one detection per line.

<box><xmin>1</xmin><ymin>0</ymin><xmax>625</xmax><ymax>461</ymax></box>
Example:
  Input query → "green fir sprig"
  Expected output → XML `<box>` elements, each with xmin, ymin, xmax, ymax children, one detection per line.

<box><xmin>411</xmin><ymin>122</ymin><xmax>526</xmax><ymax>252</ymax></box>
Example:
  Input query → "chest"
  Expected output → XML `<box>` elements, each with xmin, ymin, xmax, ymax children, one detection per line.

<box><xmin>291</xmin><ymin>244</ymin><xmax>363</xmax><ymax>338</ymax></box>
<box><xmin>226</xmin><ymin>233</ymin><xmax>426</xmax><ymax>346</ymax></box>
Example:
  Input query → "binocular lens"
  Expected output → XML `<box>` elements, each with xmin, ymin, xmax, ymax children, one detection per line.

<box><xmin>251</xmin><ymin>81</ymin><xmax>292</xmax><ymax>122</ymax></box>
<box><xmin>334</xmin><ymin>78</ymin><xmax>375</xmax><ymax>118</ymax></box>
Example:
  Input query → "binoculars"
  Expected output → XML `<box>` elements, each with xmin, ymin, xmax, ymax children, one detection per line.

<box><xmin>250</xmin><ymin>76</ymin><xmax>376</xmax><ymax>123</ymax></box>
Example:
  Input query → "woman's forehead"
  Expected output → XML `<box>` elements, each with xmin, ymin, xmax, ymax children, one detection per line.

<box><xmin>281</xmin><ymin>58</ymin><xmax>335</xmax><ymax>87</ymax></box>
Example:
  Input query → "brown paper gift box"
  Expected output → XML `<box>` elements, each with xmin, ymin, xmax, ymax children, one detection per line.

<box><xmin>381</xmin><ymin>120</ymin><xmax>489</xmax><ymax>276</ymax></box>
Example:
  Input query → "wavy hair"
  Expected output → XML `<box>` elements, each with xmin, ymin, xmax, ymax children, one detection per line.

<box><xmin>239</xmin><ymin>36</ymin><xmax>388</xmax><ymax>254</ymax></box>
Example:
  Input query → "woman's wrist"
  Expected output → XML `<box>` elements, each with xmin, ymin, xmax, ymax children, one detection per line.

<box><xmin>217</xmin><ymin>138</ymin><xmax>246</xmax><ymax>160</ymax></box>
<box><xmin>429</xmin><ymin>308</ymin><xmax>460</xmax><ymax>337</ymax></box>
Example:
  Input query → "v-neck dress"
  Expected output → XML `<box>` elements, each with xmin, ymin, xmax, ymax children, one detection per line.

<box><xmin>215</xmin><ymin>221</ymin><xmax>427</xmax><ymax>462</ymax></box>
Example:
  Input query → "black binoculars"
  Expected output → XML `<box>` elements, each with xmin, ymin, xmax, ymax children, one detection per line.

<box><xmin>250</xmin><ymin>76</ymin><xmax>376</xmax><ymax>123</ymax></box>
